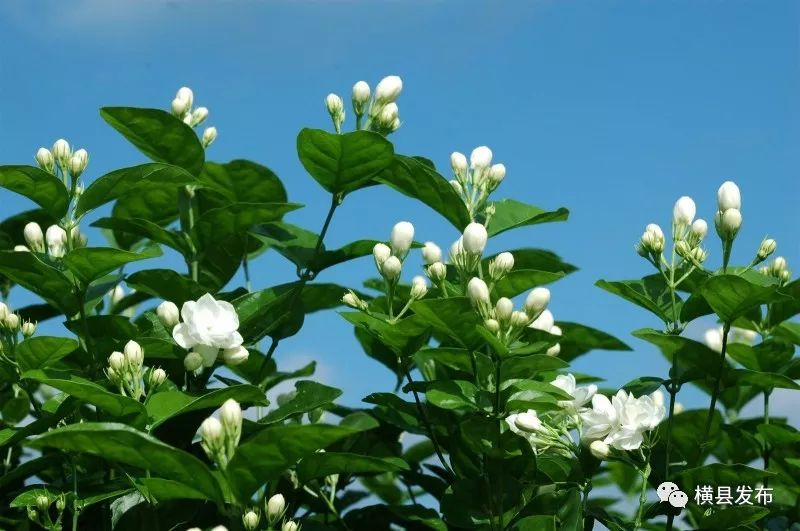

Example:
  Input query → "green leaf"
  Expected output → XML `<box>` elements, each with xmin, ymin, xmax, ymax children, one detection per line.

<box><xmin>729</xmin><ymin>368</ymin><xmax>800</xmax><ymax>391</ymax></box>
<box><xmin>411</xmin><ymin>297</ymin><xmax>484</xmax><ymax>350</ymax></box>
<box><xmin>596</xmin><ymin>275</ymin><xmax>677</xmax><ymax>324</ymax></box>
<box><xmin>0</xmin><ymin>251</ymin><xmax>77</xmax><ymax>314</ymax></box>
<box><xmin>622</xmin><ymin>376</ymin><xmax>665</xmax><ymax>395</ymax></box>
<box><xmin>483</xmin><ymin>248</ymin><xmax>578</xmax><ymax>276</ymax></box>
<box><xmin>487</xmin><ymin>199</ymin><xmax>569</xmax><ymax>237</ymax></box>
<box><xmin>493</xmin><ymin>270</ymin><xmax>566</xmax><ymax>298</ymax></box>
<box><xmin>696</xmin><ymin>274</ymin><xmax>788</xmax><ymax>323</ymax></box>
<box><xmin>16</xmin><ymin>337</ymin><xmax>79</xmax><ymax>372</ymax></box>
<box><xmin>694</xmin><ymin>505</ymin><xmax>770</xmax><ymax>529</ymax></box>
<box><xmin>0</xmin><ymin>166</ymin><xmax>70</xmax><ymax>219</ymax></box>
<box><xmin>193</xmin><ymin>203</ymin><xmax>302</xmax><ymax>247</ymax></box>
<box><xmin>29</xmin><ymin>422</ymin><xmax>222</xmax><ymax>502</ymax></box>
<box><xmin>226</xmin><ymin>424</ymin><xmax>363</xmax><ymax>500</ymax></box>
<box><xmin>513</xmin><ymin>516</ymin><xmax>557</xmax><ymax>531</ymax></box>
<box><xmin>260</xmin><ymin>381</ymin><xmax>341</xmax><ymax>423</ymax></box>
<box><xmin>424</xmin><ymin>380</ymin><xmax>483</xmax><ymax>411</ymax></box>
<box><xmin>100</xmin><ymin>107</ymin><xmax>205</xmax><ymax>175</ymax></box>
<box><xmin>502</xmin><ymin>379</ymin><xmax>571</xmax><ymax>412</ymax></box>
<box><xmin>633</xmin><ymin>328</ymin><xmax>721</xmax><ymax>384</ymax></box>
<box><xmin>63</xmin><ymin>246</ymin><xmax>161</xmax><ymax>285</ymax></box>
<box><xmin>146</xmin><ymin>385</ymin><xmax>268</xmax><ymax>430</ymax></box>
<box><xmin>125</xmin><ymin>269</ymin><xmax>205</xmax><ymax>306</ymax></box>
<box><xmin>198</xmin><ymin>159</ymin><xmax>287</xmax><ymax>205</ymax></box>
<box><xmin>91</xmin><ymin>217</ymin><xmax>190</xmax><ymax>255</ymax></box>
<box><xmin>726</xmin><ymin>338</ymin><xmax>795</xmax><ymax>373</ymax></box>
<box><xmin>296</xmin><ymin>452</ymin><xmax>408</xmax><ymax>483</ymax></box>
<box><xmin>556</xmin><ymin>322</ymin><xmax>631</xmax><ymax>362</ymax></box>
<box><xmin>767</xmin><ymin>277</ymin><xmax>800</xmax><ymax>325</ymax></box>
<box><xmin>375</xmin><ymin>155</ymin><xmax>471</xmax><ymax>229</ymax></box>
<box><xmin>677</xmin><ymin>462</ymin><xmax>775</xmax><ymax>488</ymax></box>
<box><xmin>297</xmin><ymin>128</ymin><xmax>394</xmax><ymax>194</ymax></box>
<box><xmin>76</xmin><ymin>163</ymin><xmax>197</xmax><ymax>218</ymax></box>
<box><xmin>135</xmin><ymin>478</ymin><xmax>208</xmax><ymax>502</ymax></box>
<box><xmin>109</xmin><ymin>186</ymin><xmax>180</xmax><ymax>250</ymax></box>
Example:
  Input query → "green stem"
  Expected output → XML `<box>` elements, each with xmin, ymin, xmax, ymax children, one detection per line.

<box><xmin>702</xmin><ymin>322</ymin><xmax>731</xmax><ymax>444</ymax></box>
<box><xmin>493</xmin><ymin>356</ymin><xmax>504</xmax><ymax>530</ymax></box>
<box><xmin>634</xmin><ymin>462</ymin><xmax>651</xmax><ymax>530</ymax></box>
<box><xmin>663</xmin><ymin>353</ymin><xmax>678</xmax><ymax>479</ymax></box>
<box><xmin>72</xmin><ymin>460</ymin><xmax>80</xmax><ymax>531</ymax></box>
<box><xmin>179</xmin><ymin>186</ymin><xmax>199</xmax><ymax>282</ymax></box>
<box><xmin>763</xmin><ymin>389</ymin><xmax>771</xmax><ymax>487</ymax></box>
<box><xmin>404</xmin><ymin>369</ymin><xmax>455</xmax><ymax>479</ymax></box>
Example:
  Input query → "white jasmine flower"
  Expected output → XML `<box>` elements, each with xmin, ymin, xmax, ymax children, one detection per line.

<box><xmin>717</xmin><ymin>181</ymin><xmax>741</xmax><ymax>211</ymax></box>
<box><xmin>529</xmin><ymin>308</ymin><xmax>555</xmax><ymax>332</ymax></box>
<box><xmin>375</xmin><ymin>75</ymin><xmax>403</xmax><ymax>103</ymax></box>
<box><xmin>173</xmin><ymin>294</ymin><xmax>243</xmax><ymax>367</ymax></box>
<box><xmin>672</xmin><ymin>196</ymin><xmax>696</xmax><ymax>226</ymax></box>
<box><xmin>462</xmin><ymin>222</ymin><xmax>488</xmax><ymax>255</ymax></box>
<box><xmin>551</xmin><ymin>373</ymin><xmax>596</xmax><ymax>412</ymax></box>
<box><xmin>422</xmin><ymin>241</ymin><xmax>442</xmax><ymax>264</ymax></box>
<box><xmin>390</xmin><ymin>221</ymin><xmax>414</xmax><ymax>256</ymax></box>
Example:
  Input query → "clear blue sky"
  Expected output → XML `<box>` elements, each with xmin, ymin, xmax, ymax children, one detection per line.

<box><xmin>0</xmin><ymin>0</ymin><xmax>798</xmax><ymax>416</ymax></box>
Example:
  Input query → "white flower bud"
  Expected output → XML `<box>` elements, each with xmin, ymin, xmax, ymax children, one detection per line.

<box><xmin>467</xmin><ymin>277</ymin><xmax>490</xmax><ymax>306</ymax></box>
<box><xmin>176</xmin><ymin>87</ymin><xmax>194</xmax><ymax>109</ymax></box>
<box><xmin>36</xmin><ymin>495</ymin><xmax>50</xmax><ymax>512</ymax></box>
<box><xmin>184</xmin><ymin>351</ymin><xmax>204</xmax><ymax>372</ymax></box>
<box><xmin>510</xmin><ymin>311</ymin><xmax>529</xmax><ymax>328</ymax></box>
<box><xmin>375</xmin><ymin>75</ymin><xmax>403</xmax><ymax>103</ymax></box>
<box><xmin>110</xmin><ymin>284</ymin><xmax>125</xmax><ymax>306</ymax></box>
<box><xmin>202</xmin><ymin>127</ymin><xmax>218</xmax><ymax>148</ymax></box>
<box><xmin>55</xmin><ymin>496</ymin><xmax>66</xmax><ymax>511</ymax></box>
<box><xmin>52</xmin><ymin>139</ymin><xmax>71</xmax><ymax>164</ymax></box>
<box><xmin>149</xmin><ymin>367</ymin><xmax>167</xmax><ymax>387</ymax></box>
<box><xmin>69</xmin><ymin>149</ymin><xmax>89</xmax><ymax>177</ymax></box>
<box><xmin>645</xmin><ymin>223</ymin><xmax>664</xmax><ymax>239</ymax></box>
<box><xmin>282</xmin><ymin>521</ymin><xmax>299</xmax><ymax>531</ymax></box>
<box><xmin>222</xmin><ymin>346</ymin><xmax>249</xmax><ymax>366</ymax></box>
<box><xmin>108</xmin><ymin>351</ymin><xmax>125</xmax><ymax>372</ymax></box>
<box><xmin>21</xmin><ymin>321</ymin><xmax>36</xmax><ymax>338</ymax></box>
<box><xmin>199</xmin><ymin>416</ymin><xmax>224</xmax><ymax>448</ymax></box>
<box><xmin>470</xmin><ymin>146</ymin><xmax>493</xmax><ymax>170</ymax></box>
<box><xmin>14</xmin><ymin>245</ymin><xmax>28</xmax><ymax>252</ymax></box>
<box><xmin>378</xmin><ymin>102</ymin><xmax>399</xmax><ymax>126</ymax></box>
<box><xmin>373</xmin><ymin>243</ymin><xmax>391</xmax><ymax>265</ymax></box>
<box><xmin>171</xmin><ymin>97</ymin><xmax>191</xmax><ymax>117</ymax></box>
<box><xmin>421</xmin><ymin>242</ymin><xmax>442</xmax><ymax>265</ymax></box>
<box><xmin>157</xmin><ymin>301</ymin><xmax>180</xmax><ymax>329</ymax></box>
<box><xmin>189</xmin><ymin>107</ymin><xmax>209</xmax><ymax>127</ymax></box>
<box><xmin>717</xmin><ymin>181</ymin><xmax>741</xmax><ymax>211</ymax></box>
<box><xmin>220</xmin><ymin>398</ymin><xmax>242</xmax><ymax>434</ymax></box>
<box><xmin>484</xmin><ymin>318</ymin><xmax>500</xmax><ymax>333</ymax></box>
<box><xmin>267</xmin><ymin>493</ymin><xmax>286</xmax><ymax>520</ymax></box>
<box><xmin>124</xmin><ymin>340</ymin><xmax>144</xmax><ymax>368</ymax></box>
<box><xmin>450</xmin><ymin>179</ymin><xmax>464</xmax><ymax>196</ymax></box>
<box><xmin>757</xmin><ymin>238</ymin><xmax>777</xmax><ymax>261</ymax></box>
<box><xmin>450</xmin><ymin>152</ymin><xmax>468</xmax><ymax>178</ymax></box>
<box><xmin>487</xmin><ymin>164</ymin><xmax>506</xmax><ymax>188</ymax></box>
<box><xmin>242</xmin><ymin>510</ymin><xmax>260</xmax><ymax>531</ymax></box>
<box><xmin>672</xmin><ymin>196</ymin><xmax>696</xmax><ymax>226</ymax></box>
<box><xmin>410</xmin><ymin>276</ymin><xmax>428</xmax><ymax>300</ymax></box>
<box><xmin>352</xmin><ymin>81</ymin><xmax>371</xmax><ymax>114</ymax></box>
<box><xmin>773</xmin><ymin>256</ymin><xmax>788</xmax><ymax>272</ymax></box>
<box><xmin>326</xmin><ymin>93</ymin><xmax>344</xmax><ymax>115</ymax></box>
<box><xmin>462</xmin><ymin>222</ymin><xmax>488</xmax><ymax>255</ymax></box>
<box><xmin>23</xmin><ymin>222</ymin><xmax>45</xmax><ymax>253</ymax></box>
<box><xmin>3</xmin><ymin>312</ymin><xmax>19</xmax><ymax>331</ymax></box>
<box><xmin>524</xmin><ymin>287</ymin><xmax>550</xmax><ymax>317</ymax></box>
<box><xmin>0</xmin><ymin>303</ymin><xmax>9</xmax><ymax>321</ymax></box>
<box><xmin>590</xmin><ymin>440</ymin><xmax>610</xmax><ymax>459</ymax></box>
<box><xmin>530</xmin><ymin>309</ymin><xmax>555</xmax><ymax>332</ymax></box>
<box><xmin>691</xmin><ymin>219</ymin><xmax>708</xmax><ymax>240</ymax></box>
<box><xmin>390</xmin><ymin>221</ymin><xmax>415</xmax><ymax>256</ymax></box>
<box><xmin>546</xmin><ymin>325</ymin><xmax>562</xmax><ymax>356</ymax></box>
<box><xmin>342</xmin><ymin>290</ymin><xmax>365</xmax><ymax>310</ymax></box>
<box><xmin>715</xmin><ymin>208</ymin><xmax>742</xmax><ymax>239</ymax></box>
<box><xmin>381</xmin><ymin>256</ymin><xmax>402</xmax><ymax>281</ymax></box>
<box><xmin>489</xmin><ymin>252</ymin><xmax>514</xmax><ymax>280</ymax></box>
<box><xmin>45</xmin><ymin>225</ymin><xmax>67</xmax><ymax>258</ymax></box>
<box><xmin>35</xmin><ymin>148</ymin><xmax>55</xmax><ymax>172</ymax></box>
<box><xmin>427</xmin><ymin>261</ymin><xmax>447</xmax><ymax>283</ymax></box>
<box><xmin>495</xmin><ymin>297</ymin><xmax>513</xmax><ymax>322</ymax></box>
<box><xmin>514</xmin><ymin>410</ymin><xmax>543</xmax><ymax>432</ymax></box>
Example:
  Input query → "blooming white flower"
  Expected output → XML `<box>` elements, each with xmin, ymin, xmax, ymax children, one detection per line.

<box><xmin>157</xmin><ymin>301</ymin><xmax>180</xmax><ymax>328</ymax></box>
<box><xmin>422</xmin><ymin>242</ymin><xmax>442</xmax><ymax>265</ymax></box>
<box><xmin>173</xmin><ymin>294</ymin><xmax>243</xmax><ymax>367</ymax></box>
<box><xmin>222</xmin><ymin>346</ymin><xmax>249</xmax><ymax>365</ymax></box>
<box><xmin>524</xmin><ymin>287</ymin><xmax>551</xmax><ymax>318</ymax></box>
<box><xmin>580</xmin><ymin>390</ymin><xmax>665</xmax><ymax>451</ymax></box>
<box><xmin>390</xmin><ymin>221</ymin><xmax>414</xmax><ymax>256</ymax></box>
<box><xmin>462</xmin><ymin>222</ymin><xmax>488</xmax><ymax>254</ymax></box>
<box><xmin>23</xmin><ymin>222</ymin><xmax>44</xmax><ymax>253</ymax></box>
<box><xmin>551</xmin><ymin>373</ymin><xmax>596</xmax><ymax>412</ymax></box>
<box><xmin>467</xmin><ymin>277</ymin><xmax>490</xmax><ymax>306</ymax></box>
<box><xmin>470</xmin><ymin>146</ymin><xmax>493</xmax><ymax>170</ymax></box>
<box><xmin>717</xmin><ymin>181</ymin><xmax>741</xmax><ymax>211</ymax></box>
<box><xmin>375</xmin><ymin>75</ymin><xmax>403</xmax><ymax>103</ymax></box>
<box><xmin>672</xmin><ymin>196</ymin><xmax>696</xmax><ymax>226</ymax></box>
<box><xmin>381</xmin><ymin>256</ymin><xmax>402</xmax><ymax>281</ymax></box>
<box><xmin>45</xmin><ymin>225</ymin><xmax>67</xmax><ymax>257</ymax></box>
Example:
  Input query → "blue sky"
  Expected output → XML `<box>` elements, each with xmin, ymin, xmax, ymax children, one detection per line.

<box><xmin>0</xmin><ymin>0</ymin><xmax>798</xmax><ymax>418</ymax></box>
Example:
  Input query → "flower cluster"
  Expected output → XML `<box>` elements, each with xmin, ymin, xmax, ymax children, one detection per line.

<box><xmin>35</xmin><ymin>138</ymin><xmax>89</xmax><ymax>184</ymax></box>
<box><xmin>105</xmin><ymin>340</ymin><xmax>166</xmax><ymax>400</ymax></box>
<box><xmin>170</xmin><ymin>86</ymin><xmax>217</xmax><ymax>147</ymax></box>
<box><xmin>17</xmin><ymin>219</ymin><xmax>87</xmax><ymax>257</ymax></box>
<box><xmin>449</xmin><ymin>146</ymin><xmax>505</xmax><ymax>220</ymax></box>
<box><xmin>326</xmin><ymin>75</ymin><xmax>403</xmax><ymax>135</ymax></box>
<box><xmin>247</xmin><ymin>493</ymin><xmax>298</xmax><ymax>531</ymax></box>
<box><xmin>25</xmin><ymin>492</ymin><xmax>67</xmax><ymax>530</ymax></box>
<box><xmin>580</xmin><ymin>389</ymin><xmax>666</xmax><ymax>451</ymax></box>
<box><xmin>0</xmin><ymin>301</ymin><xmax>35</xmax><ymax>339</ymax></box>
<box><xmin>759</xmin><ymin>255</ymin><xmax>791</xmax><ymax>284</ymax></box>
<box><xmin>448</xmin><ymin>222</ymin><xmax>488</xmax><ymax>276</ymax></box>
<box><xmin>714</xmin><ymin>181</ymin><xmax>743</xmax><ymax>242</ymax></box>
<box><xmin>162</xmin><ymin>294</ymin><xmax>248</xmax><ymax>371</ymax></box>
<box><xmin>637</xmin><ymin>195</ymin><xmax>708</xmax><ymax>268</ymax></box>
<box><xmin>198</xmin><ymin>399</ymin><xmax>242</xmax><ymax>470</ymax></box>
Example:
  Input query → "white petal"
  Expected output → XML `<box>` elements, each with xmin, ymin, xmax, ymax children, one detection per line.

<box><xmin>180</xmin><ymin>301</ymin><xmax>197</xmax><ymax>324</ymax></box>
<box><xmin>172</xmin><ymin>323</ymin><xmax>195</xmax><ymax>349</ymax></box>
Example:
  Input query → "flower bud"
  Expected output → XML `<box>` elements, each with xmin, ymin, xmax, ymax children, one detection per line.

<box><xmin>45</xmin><ymin>225</ymin><xmax>67</xmax><ymax>258</ymax></box>
<box><xmin>489</xmin><ymin>252</ymin><xmax>514</xmax><ymax>280</ymax></box>
<box><xmin>691</xmin><ymin>219</ymin><xmax>708</xmax><ymax>240</ymax></box>
<box><xmin>36</xmin><ymin>495</ymin><xmax>50</xmax><ymax>512</ymax></box>
<box><xmin>242</xmin><ymin>510</ymin><xmax>260</xmax><ymax>531</ymax></box>
<box><xmin>14</xmin><ymin>245</ymin><xmax>29</xmax><ymax>252</ymax></box>
<box><xmin>52</xmin><ymin>139</ymin><xmax>71</xmax><ymax>165</ymax></box>
<box><xmin>220</xmin><ymin>398</ymin><xmax>242</xmax><ymax>438</ymax></box>
<box><xmin>267</xmin><ymin>493</ymin><xmax>286</xmax><ymax>520</ymax></box>
<box><xmin>222</xmin><ymin>346</ymin><xmax>249</xmax><ymax>366</ymax></box>
<box><xmin>470</xmin><ymin>146</ymin><xmax>493</xmax><ymax>170</ymax></box>
<box><xmin>381</xmin><ymin>256</ymin><xmax>402</xmax><ymax>281</ymax></box>
<box><xmin>495</xmin><ymin>297</ymin><xmax>513</xmax><ymax>322</ymax></box>
<box><xmin>24</xmin><ymin>222</ymin><xmax>45</xmax><ymax>253</ymax></box>
<box><xmin>426</xmin><ymin>261</ymin><xmax>447</xmax><ymax>283</ymax></box>
<box><xmin>35</xmin><ymin>148</ymin><xmax>55</xmax><ymax>172</ymax></box>
<box><xmin>773</xmin><ymin>256</ymin><xmax>788</xmax><ymax>272</ymax></box>
<box><xmin>450</xmin><ymin>152</ymin><xmax>468</xmax><ymax>179</ymax></box>
<box><xmin>342</xmin><ymin>290</ymin><xmax>366</xmax><ymax>310</ymax></box>
<box><xmin>176</xmin><ymin>87</ymin><xmax>194</xmax><ymax>109</ymax></box>
<box><xmin>484</xmin><ymin>318</ymin><xmax>500</xmax><ymax>333</ymax></box>
<box><xmin>674</xmin><ymin>240</ymin><xmax>691</xmax><ymax>259</ymax></box>
<box><xmin>757</xmin><ymin>238</ymin><xmax>777</xmax><ymax>261</ymax></box>
<box><xmin>487</xmin><ymin>164</ymin><xmax>506</xmax><ymax>188</ymax></box>
<box><xmin>514</xmin><ymin>410</ymin><xmax>543</xmax><ymax>432</ymax></box>
<box><xmin>27</xmin><ymin>507</ymin><xmax>37</xmax><ymax>521</ymax></box>
<box><xmin>421</xmin><ymin>242</ymin><xmax>442</xmax><ymax>265</ymax></box>
<box><xmin>110</xmin><ymin>284</ymin><xmax>125</xmax><ymax>306</ymax></box>
<box><xmin>325</xmin><ymin>93</ymin><xmax>345</xmax><ymax>132</ymax></box>
<box><xmin>373</xmin><ymin>243</ymin><xmax>391</xmax><ymax>266</ymax></box>
<box><xmin>467</xmin><ymin>277</ymin><xmax>490</xmax><ymax>306</ymax></box>
<box><xmin>715</xmin><ymin>208</ymin><xmax>742</xmax><ymax>240</ymax></box>
<box><xmin>282</xmin><ymin>521</ymin><xmax>299</xmax><ymax>531</ymax></box>
<box><xmin>149</xmin><ymin>367</ymin><xmax>167</xmax><ymax>387</ymax></box>
<box><xmin>390</xmin><ymin>221</ymin><xmax>414</xmax><ymax>256</ymax></box>
<box><xmin>55</xmin><ymin>495</ymin><xmax>66</xmax><ymax>511</ymax></box>
<box><xmin>546</xmin><ymin>325</ymin><xmax>562</xmax><ymax>356</ymax></box>
<box><xmin>672</xmin><ymin>196</ymin><xmax>696</xmax><ymax>226</ymax></box>
<box><xmin>202</xmin><ymin>127</ymin><xmax>217</xmax><ymax>148</ymax></box>
<box><xmin>450</xmin><ymin>179</ymin><xmax>464</xmax><ymax>196</ymax></box>
<box><xmin>352</xmin><ymin>81</ymin><xmax>371</xmax><ymax>115</ymax></box>
<box><xmin>510</xmin><ymin>311</ymin><xmax>529</xmax><ymax>328</ymax></box>
<box><xmin>0</xmin><ymin>303</ymin><xmax>9</xmax><ymax>321</ymax></box>
<box><xmin>189</xmin><ymin>107</ymin><xmax>209</xmax><ymax>127</ymax></box>
<box><xmin>410</xmin><ymin>276</ymin><xmax>428</xmax><ymax>300</ymax></box>
<box><xmin>590</xmin><ymin>440</ymin><xmax>610</xmax><ymax>459</ymax></box>
<box><xmin>157</xmin><ymin>301</ymin><xmax>180</xmax><ymax>328</ymax></box>
<box><xmin>375</xmin><ymin>75</ymin><xmax>402</xmax><ymax>103</ymax></box>
<box><xmin>124</xmin><ymin>340</ymin><xmax>144</xmax><ymax>368</ymax></box>
<box><xmin>171</xmin><ymin>97</ymin><xmax>191</xmax><ymax>117</ymax></box>
<box><xmin>639</xmin><ymin>225</ymin><xmax>665</xmax><ymax>254</ymax></box>
<box><xmin>21</xmin><ymin>321</ymin><xmax>36</xmax><ymax>338</ymax></box>
<box><xmin>524</xmin><ymin>287</ymin><xmax>550</xmax><ymax>318</ymax></box>
<box><xmin>717</xmin><ymin>181</ymin><xmax>741</xmax><ymax>211</ymax></box>
<box><xmin>4</xmin><ymin>313</ymin><xmax>20</xmax><ymax>331</ymax></box>
<box><xmin>690</xmin><ymin>247</ymin><xmax>708</xmax><ymax>264</ymax></box>
<box><xmin>199</xmin><ymin>416</ymin><xmax>224</xmax><ymax>448</ymax></box>
<box><xmin>184</xmin><ymin>351</ymin><xmax>204</xmax><ymax>372</ymax></box>
<box><xmin>462</xmin><ymin>222</ymin><xmax>488</xmax><ymax>255</ymax></box>
<box><xmin>108</xmin><ymin>351</ymin><xmax>125</xmax><ymax>372</ymax></box>
<box><xmin>530</xmin><ymin>309</ymin><xmax>555</xmax><ymax>332</ymax></box>
<box><xmin>378</xmin><ymin>102</ymin><xmax>399</xmax><ymax>126</ymax></box>
<box><xmin>69</xmin><ymin>149</ymin><xmax>89</xmax><ymax>177</ymax></box>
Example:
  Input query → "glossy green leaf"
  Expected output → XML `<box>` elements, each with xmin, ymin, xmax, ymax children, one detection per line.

<box><xmin>29</xmin><ymin>422</ymin><xmax>222</xmax><ymax>502</ymax></box>
<box><xmin>16</xmin><ymin>337</ymin><xmax>79</xmax><ymax>372</ymax></box>
<box><xmin>297</xmin><ymin>128</ymin><xmax>394</xmax><ymax>194</ymax></box>
<box><xmin>260</xmin><ymin>381</ymin><xmax>341</xmax><ymax>423</ymax></box>
<box><xmin>632</xmin><ymin>328</ymin><xmax>721</xmax><ymax>384</ymax></box>
<box><xmin>411</xmin><ymin>297</ymin><xmax>484</xmax><ymax>350</ymax></box>
<box><xmin>487</xmin><ymin>199</ymin><xmax>569</xmax><ymax>237</ymax></box>
<box><xmin>0</xmin><ymin>166</ymin><xmax>70</xmax><ymax>219</ymax></box>
<box><xmin>92</xmin><ymin>217</ymin><xmax>190</xmax><ymax>255</ymax></box>
<box><xmin>100</xmin><ymin>107</ymin><xmax>205</xmax><ymax>175</ymax></box>
<box><xmin>493</xmin><ymin>270</ymin><xmax>566</xmax><ymax>298</ymax></box>
<box><xmin>697</xmin><ymin>274</ymin><xmax>787</xmax><ymax>323</ymax></box>
<box><xmin>198</xmin><ymin>159</ymin><xmax>287</xmax><ymax>205</ymax></box>
<box><xmin>424</xmin><ymin>380</ymin><xmax>483</xmax><ymax>411</ymax></box>
<box><xmin>125</xmin><ymin>269</ymin><xmax>206</xmax><ymax>305</ymax></box>
<box><xmin>0</xmin><ymin>251</ymin><xmax>77</xmax><ymax>314</ymax></box>
<box><xmin>146</xmin><ymin>385</ymin><xmax>268</xmax><ymax>429</ymax></box>
<box><xmin>110</xmin><ymin>186</ymin><xmax>180</xmax><ymax>249</ymax></box>
<box><xmin>63</xmin><ymin>246</ymin><xmax>161</xmax><ymax>284</ymax></box>
<box><xmin>767</xmin><ymin>277</ymin><xmax>800</xmax><ymax>325</ymax></box>
<box><xmin>297</xmin><ymin>452</ymin><xmax>408</xmax><ymax>483</ymax></box>
<box><xmin>596</xmin><ymin>275</ymin><xmax>678</xmax><ymax>324</ymax></box>
<box><xmin>135</xmin><ymin>478</ymin><xmax>208</xmax><ymax>502</ymax></box>
<box><xmin>556</xmin><ymin>322</ymin><xmax>631</xmax><ymax>362</ymax></box>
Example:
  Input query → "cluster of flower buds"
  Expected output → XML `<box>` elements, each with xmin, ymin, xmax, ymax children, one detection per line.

<box><xmin>36</xmin><ymin>139</ymin><xmax>89</xmax><ymax>184</ymax></box>
<box><xmin>755</xmin><ymin>238</ymin><xmax>777</xmax><ymax>263</ymax></box>
<box><xmin>199</xmin><ymin>399</ymin><xmax>242</xmax><ymax>469</ymax></box>
<box><xmin>449</xmin><ymin>146</ymin><xmax>505</xmax><ymax>220</ymax></box>
<box><xmin>0</xmin><ymin>302</ymin><xmax>35</xmax><ymax>338</ymax></box>
<box><xmin>714</xmin><ymin>181</ymin><xmax>743</xmax><ymax>243</ymax></box>
<box><xmin>105</xmin><ymin>340</ymin><xmax>165</xmax><ymax>400</ymax></box>
<box><xmin>448</xmin><ymin>222</ymin><xmax>488</xmax><ymax>276</ymax></box>
<box><xmin>17</xmin><ymin>221</ymin><xmax>86</xmax><ymax>256</ymax></box>
<box><xmin>346</xmin><ymin>75</ymin><xmax>402</xmax><ymax>135</ymax></box>
<box><xmin>637</xmin><ymin>196</ymin><xmax>708</xmax><ymax>268</ymax></box>
<box><xmin>759</xmin><ymin>255</ymin><xmax>791</xmax><ymax>284</ymax></box>
<box><xmin>26</xmin><ymin>492</ymin><xmax>67</xmax><ymax>529</ymax></box>
<box><xmin>262</xmin><ymin>493</ymin><xmax>297</xmax><ymax>530</ymax></box>
<box><xmin>341</xmin><ymin>289</ymin><xmax>368</xmax><ymax>311</ymax></box>
<box><xmin>170</xmin><ymin>87</ymin><xmax>217</xmax><ymax>148</ymax></box>
<box><xmin>373</xmin><ymin>221</ymin><xmax>415</xmax><ymax>284</ymax></box>
<box><xmin>506</xmin><ymin>408</ymin><xmax>577</xmax><ymax>458</ymax></box>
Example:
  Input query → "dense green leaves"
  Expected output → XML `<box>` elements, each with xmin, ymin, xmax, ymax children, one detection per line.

<box><xmin>694</xmin><ymin>274</ymin><xmax>788</xmax><ymax>322</ymax></box>
<box><xmin>64</xmin><ymin>246</ymin><xmax>161</xmax><ymax>284</ymax></box>
<box><xmin>0</xmin><ymin>166</ymin><xmax>70</xmax><ymax>219</ymax></box>
<box><xmin>15</xmin><ymin>337</ymin><xmax>79</xmax><ymax>371</ymax></box>
<box><xmin>146</xmin><ymin>385</ymin><xmax>268</xmax><ymax>429</ymax></box>
<box><xmin>260</xmin><ymin>381</ymin><xmax>341</xmax><ymax>423</ymax></box>
<box><xmin>0</xmin><ymin>251</ymin><xmax>78</xmax><ymax>314</ymax></box>
<box><xmin>296</xmin><ymin>452</ymin><xmax>408</xmax><ymax>483</ymax></box>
